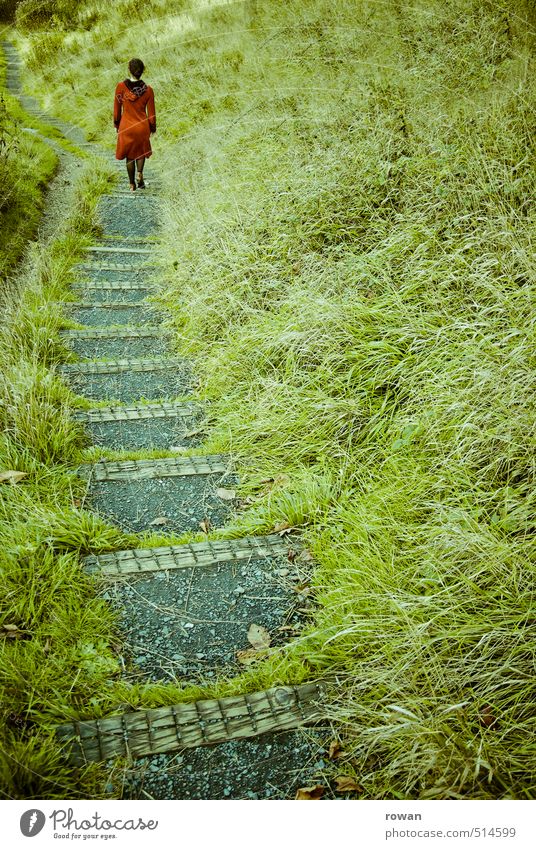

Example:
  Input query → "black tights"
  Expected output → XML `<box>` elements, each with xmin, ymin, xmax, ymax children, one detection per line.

<box><xmin>126</xmin><ymin>156</ymin><xmax>145</xmax><ymax>185</ymax></box>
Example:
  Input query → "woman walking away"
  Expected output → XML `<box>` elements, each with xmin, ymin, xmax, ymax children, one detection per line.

<box><xmin>114</xmin><ymin>58</ymin><xmax>156</xmax><ymax>191</ymax></box>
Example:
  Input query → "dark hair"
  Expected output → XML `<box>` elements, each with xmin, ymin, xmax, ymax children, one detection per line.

<box><xmin>128</xmin><ymin>58</ymin><xmax>145</xmax><ymax>79</ymax></box>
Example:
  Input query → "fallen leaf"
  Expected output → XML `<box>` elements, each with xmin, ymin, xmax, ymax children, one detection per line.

<box><xmin>149</xmin><ymin>516</ymin><xmax>168</xmax><ymax>526</ymax></box>
<box><xmin>199</xmin><ymin>518</ymin><xmax>212</xmax><ymax>534</ymax></box>
<box><xmin>287</xmin><ymin>548</ymin><xmax>298</xmax><ymax>562</ymax></box>
<box><xmin>479</xmin><ymin>704</ymin><xmax>498</xmax><ymax>729</ymax></box>
<box><xmin>236</xmin><ymin>648</ymin><xmax>262</xmax><ymax>666</ymax></box>
<box><xmin>247</xmin><ymin>623</ymin><xmax>271</xmax><ymax>650</ymax></box>
<box><xmin>335</xmin><ymin>775</ymin><xmax>362</xmax><ymax>794</ymax></box>
<box><xmin>0</xmin><ymin>470</ymin><xmax>27</xmax><ymax>485</ymax></box>
<box><xmin>294</xmin><ymin>582</ymin><xmax>311</xmax><ymax>596</ymax></box>
<box><xmin>295</xmin><ymin>785</ymin><xmax>325</xmax><ymax>800</ymax></box>
<box><xmin>274</xmin><ymin>521</ymin><xmax>291</xmax><ymax>533</ymax></box>
<box><xmin>328</xmin><ymin>741</ymin><xmax>342</xmax><ymax>760</ymax></box>
<box><xmin>73</xmin><ymin>498</ymin><xmax>82</xmax><ymax>508</ymax></box>
<box><xmin>298</xmin><ymin>549</ymin><xmax>315</xmax><ymax>563</ymax></box>
<box><xmin>3</xmin><ymin>624</ymin><xmax>18</xmax><ymax>632</ymax></box>
<box><xmin>216</xmin><ymin>487</ymin><xmax>236</xmax><ymax>501</ymax></box>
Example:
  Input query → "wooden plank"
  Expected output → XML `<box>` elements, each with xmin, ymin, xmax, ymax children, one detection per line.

<box><xmin>84</xmin><ymin>533</ymin><xmax>292</xmax><ymax>576</ymax></box>
<box><xmin>56</xmin><ymin>682</ymin><xmax>325</xmax><ymax>765</ymax></box>
<box><xmin>59</xmin><ymin>302</ymin><xmax>149</xmax><ymax>310</ymax></box>
<box><xmin>72</xmin><ymin>281</ymin><xmax>151</xmax><ymax>291</ymax></box>
<box><xmin>79</xmin><ymin>454</ymin><xmax>230</xmax><ymax>481</ymax></box>
<box><xmin>74</xmin><ymin>401</ymin><xmax>199</xmax><ymax>424</ymax></box>
<box><xmin>76</xmin><ymin>263</ymin><xmax>156</xmax><ymax>272</ymax></box>
<box><xmin>59</xmin><ymin>357</ymin><xmax>180</xmax><ymax>375</ymax></box>
<box><xmin>86</xmin><ymin>246</ymin><xmax>152</xmax><ymax>255</ymax></box>
<box><xmin>62</xmin><ymin>326</ymin><xmax>165</xmax><ymax>340</ymax></box>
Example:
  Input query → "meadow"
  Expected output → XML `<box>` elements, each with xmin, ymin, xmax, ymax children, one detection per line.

<box><xmin>1</xmin><ymin>0</ymin><xmax>535</xmax><ymax>798</ymax></box>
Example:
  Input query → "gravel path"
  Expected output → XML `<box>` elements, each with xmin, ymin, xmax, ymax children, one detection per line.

<box><xmin>4</xmin><ymin>36</ymin><xmax>326</xmax><ymax>797</ymax></box>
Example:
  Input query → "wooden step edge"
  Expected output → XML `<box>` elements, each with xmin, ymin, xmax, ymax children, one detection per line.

<box><xmin>56</xmin><ymin>302</ymin><xmax>150</xmax><ymax>310</ymax></box>
<box><xmin>58</xmin><ymin>357</ymin><xmax>181</xmax><ymax>375</ymax></box>
<box><xmin>55</xmin><ymin>681</ymin><xmax>326</xmax><ymax>765</ymax></box>
<box><xmin>61</xmin><ymin>326</ymin><xmax>166</xmax><ymax>339</ymax></box>
<box><xmin>72</xmin><ymin>281</ymin><xmax>152</xmax><ymax>291</ymax></box>
<box><xmin>84</xmin><ymin>533</ymin><xmax>293</xmax><ymax>577</ymax></box>
<box><xmin>78</xmin><ymin>454</ymin><xmax>231</xmax><ymax>482</ymax></box>
<box><xmin>74</xmin><ymin>401</ymin><xmax>199</xmax><ymax>424</ymax></box>
<box><xmin>85</xmin><ymin>246</ymin><xmax>153</xmax><ymax>255</ymax></box>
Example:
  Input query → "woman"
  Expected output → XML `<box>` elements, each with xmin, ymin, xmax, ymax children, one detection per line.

<box><xmin>114</xmin><ymin>58</ymin><xmax>156</xmax><ymax>191</ymax></box>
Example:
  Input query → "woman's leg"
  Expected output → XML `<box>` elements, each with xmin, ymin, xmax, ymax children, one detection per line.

<box><xmin>136</xmin><ymin>156</ymin><xmax>146</xmax><ymax>187</ymax></box>
<box><xmin>126</xmin><ymin>158</ymin><xmax>136</xmax><ymax>190</ymax></box>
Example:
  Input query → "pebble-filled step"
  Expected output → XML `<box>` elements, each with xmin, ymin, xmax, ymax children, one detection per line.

<box><xmin>72</xmin><ymin>284</ymin><xmax>152</xmax><ymax>305</ymax></box>
<box><xmin>69</xmin><ymin>303</ymin><xmax>157</xmax><ymax>326</ymax></box>
<box><xmin>88</xmin><ymin>470</ymin><xmax>238</xmax><ymax>534</ymax></box>
<box><xmin>62</xmin><ymin>326</ymin><xmax>169</xmax><ymax>359</ymax></box>
<box><xmin>75</xmin><ymin>402</ymin><xmax>203</xmax><ymax>450</ymax></box>
<box><xmin>120</xmin><ymin>728</ymin><xmax>331</xmax><ymax>800</ymax></box>
<box><xmin>102</xmin><ymin>549</ymin><xmax>309</xmax><ymax>682</ymax></box>
<box><xmin>98</xmin><ymin>195</ymin><xmax>160</xmax><ymax>237</ymax></box>
<box><xmin>59</xmin><ymin>358</ymin><xmax>194</xmax><ymax>404</ymax></box>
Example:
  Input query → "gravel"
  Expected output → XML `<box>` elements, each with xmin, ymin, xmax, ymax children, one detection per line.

<box><xmin>89</xmin><ymin>472</ymin><xmax>238</xmax><ymax>534</ymax></box>
<box><xmin>118</xmin><ymin>728</ymin><xmax>332</xmax><ymax>800</ymax></box>
<box><xmin>97</xmin><ymin>195</ymin><xmax>160</xmax><ymax>237</ymax></box>
<box><xmin>70</xmin><ymin>304</ymin><xmax>158</xmax><ymax>327</ymax></box>
<box><xmin>85</xmin><ymin>414</ymin><xmax>201</xmax><ymax>451</ymax></box>
<box><xmin>68</xmin><ymin>367</ymin><xmax>194</xmax><ymax>404</ymax></box>
<box><xmin>72</xmin><ymin>287</ymin><xmax>152</xmax><ymax>305</ymax></box>
<box><xmin>66</xmin><ymin>333</ymin><xmax>170</xmax><ymax>360</ymax></box>
<box><xmin>104</xmin><ymin>554</ymin><xmax>305</xmax><ymax>682</ymax></box>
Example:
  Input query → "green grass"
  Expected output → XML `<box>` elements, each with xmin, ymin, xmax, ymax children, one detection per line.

<box><xmin>6</xmin><ymin>0</ymin><xmax>536</xmax><ymax>799</ymax></box>
<box><xmin>0</xmin><ymin>47</ymin><xmax>58</xmax><ymax>285</ymax></box>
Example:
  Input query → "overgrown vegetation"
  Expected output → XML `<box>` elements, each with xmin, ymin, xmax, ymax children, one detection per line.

<box><xmin>6</xmin><ymin>0</ymin><xmax>536</xmax><ymax>799</ymax></box>
<box><xmin>0</xmin><ymin>48</ymin><xmax>57</xmax><ymax>287</ymax></box>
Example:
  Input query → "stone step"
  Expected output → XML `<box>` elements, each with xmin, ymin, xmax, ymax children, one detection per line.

<box><xmin>59</xmin><ymin>357</ymin><xmax>193</xmax><ymax>404</ymax></box>
<box><xmin>81</xmin><ymin>455</ymin><xmax>236</xmax><ymax>535</ymax></box>
<box><xmin>62</xmin><ymin>326</ymin><xmax>169</xmax><ymax>359</ymax></box>
<box><xmin>56</xmin><ymin>682</ymin><xmax>325</xmax><ymax>766</ymax></box>
<box><xmin>75</xmin><ymin>401</ymin><xmax>202</xmax><ymax>450</ymax></box>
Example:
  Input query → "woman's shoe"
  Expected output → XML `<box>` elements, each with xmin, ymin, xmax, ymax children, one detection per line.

<box><xmin>137</xmin><ymin>172</ymin><xmax>146</xmax><ymax>189</ymax></box>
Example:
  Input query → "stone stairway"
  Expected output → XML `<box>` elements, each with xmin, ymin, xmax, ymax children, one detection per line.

<box><xmin>3</xmin><ymin>41</ymin><xmax>329</xmax><ymax>800</ymax></box>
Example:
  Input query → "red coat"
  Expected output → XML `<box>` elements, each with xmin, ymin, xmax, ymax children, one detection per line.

<box><xmin>114</xmin><ymin>79</ymin><xmax>156</xmax><ymax>160</ymax></box>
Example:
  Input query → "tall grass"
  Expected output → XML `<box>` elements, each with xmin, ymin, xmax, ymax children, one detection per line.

<box><xmin>11</xmin><ymin>0</ymin><xmax>536</xmax><ymax>798</ymax></box>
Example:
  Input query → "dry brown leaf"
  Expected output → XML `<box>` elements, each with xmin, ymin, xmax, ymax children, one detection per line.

<box><xmin>0</xmin><ymin>470</ymin><xmax>27</xmax><ymax>485</ymax></box>
<box><xmin>328</xmin><ymin>740</ymin><xmax>342</xmax><ymax>760</ymax></box>
<box><xmin>287</xmin><ymin>548</ymin><xmax>298</xmax><ymax>562</ymax></box>
<box><xmin>236</xmin><ymin>648</ymin><xmax>261</xmax><ymax>666</ymax></box>
<box><xmin>295</xmin><ymin>785</ymin><xmax>325</xmax><ymax>800</ymax></box>
<box><xmin>199</xmin><ymin>518</ymin><xmax>212</xmax><ymax>534</ymax></box>
<box><xmin>149</xmin><ymin>516</ymin><xmax>168</xmax><ymax>526</ymax></box>
<box><xmin>479</xmin><ymin>704</ymin><xmax>498</xmax><ymax>729</ymax></box>
<box><xmin>335</xmin><ymin>776</ymin><xmax>362</xmax><ymax>793</ymax></box>
<box><xmin>298</xmin><ymin>549</ymin><xmax>315</xmax><ymax>563</ymax></box>
<box><xmin>247</xmin><ymin>623</ymin><xmax>271</xmax><ymax>650</ymax></box>
<box><xmin>216</xmin><ymin>487</ymin><xmax>236</xmax><ymax>501</ymax></box>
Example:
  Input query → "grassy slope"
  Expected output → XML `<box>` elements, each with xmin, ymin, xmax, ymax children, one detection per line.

<box><xmin>10</xmin><ymin>0</ymin><xmax>536</xmax><ymax>798</ymax></box>
<box><xmin>0</xmin><ymin>45</ymin><xmax>57</xmax><ymax>286</ymax></box>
